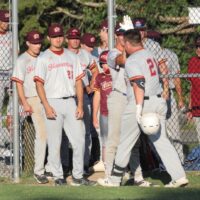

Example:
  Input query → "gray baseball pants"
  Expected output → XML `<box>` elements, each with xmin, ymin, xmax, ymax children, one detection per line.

<box><xmin>45</xmin><ymin>98</ymin><xmax>85</xmax><ymax>179</ymax></box>
<box><xmin>105</xmin><ymin>91</ymin><xmax>143</xmax><ymax>178</ymax></box>
<box><xmin>166</xmin><ymin>90</ymin><xmax>184</xmax><ymax>163</ymax></box>
<box><xmin>110</xmin><ymin>95</ymin><xmax>186</xmax><ymax>184</ymax></box>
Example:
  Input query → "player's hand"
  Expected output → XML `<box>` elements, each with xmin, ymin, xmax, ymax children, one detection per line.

<box><xmin>45</xmin><ymin>105</ymin><xmax>57</xmax><ymax>119</ymax></box>
<box><xmin>161</xmin><ymin>90</ymin><xmax>169</xmax><ymax>100</ymax></box>
<box><xmin>76</xmin><ymin>106</ymin><xmax>84</xmax><ymax>119</ymax></box>
<box><xmin>23</xmin><ymin>103</ymin><xmax>33</xmax><ymax>116</ymax></box>
<box><xmin>86</xmin><ymin>86</ymin><xmax>93</xmax><ymax>94</ymax></box>
<box><xmin>186</xmin><ymin>111</ymin><xmax>193</xmax><ymax>121</ymax></box>
<box><xmin>178</xmin><ymin>99</ymin><xmax>184</xmax><ymax>109</ymax></box>
<box><xmin>93</xmin><ymin>116</ymin><xmax>99</xmax><ymax>129</ymax></box>
<box><xmin>119</xmin><ymin>15</ymin><xmax>134</xmax><ymax>31</ymax></box>
<box><xmin>136</xmin><ymin>104</ymin><xmax>142</xmax><ymax>124</ymax></box>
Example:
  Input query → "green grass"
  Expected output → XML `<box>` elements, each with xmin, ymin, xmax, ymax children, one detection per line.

<box><xmin>0</xmin><ymin>172</ymin><xmax>200</xmax><ymax>200</ymax></box>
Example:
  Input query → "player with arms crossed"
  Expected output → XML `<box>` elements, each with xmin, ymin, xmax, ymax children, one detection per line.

<box><xmin>98</xmin><ymin>29</ymin><xmax>188</xmax><ymax>188</ymax></box>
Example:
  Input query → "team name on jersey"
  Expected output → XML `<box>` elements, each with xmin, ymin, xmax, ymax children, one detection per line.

<box><xmin>48</xmin><ymin>62</ymin><xmax>72</xmax><ymax>71</ymax></box>
<box><xmin>101</xmin><ymin>81</ymin><xmax>112</xmax><ymax>90</ymax></box>
<box><xmin>26</xmin><ymin>65</ymin><xmax>35</xmax><ymax>74</ymax></box>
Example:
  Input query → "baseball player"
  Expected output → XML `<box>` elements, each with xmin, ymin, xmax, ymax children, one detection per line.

<box><xmin>66</xmin><ymin>28</ymin><xmax>99</xmax><ymax>174</ymax></box>
<box><xmin>0</xmin><ymin>10</ymin><xmax>12</xmax><ymax>113</ymax></box>
<box><xmin>92</xmin><ymin>20</ymin><xmax>108</xmax><ymax>62</ymax></box>
<box><xmin>98</xmin><ymin>29</ymin><xmax>188</xmax><ymax>188</ymax></box>
<box><xmin>34</xmin><ymin>24</ymin><xmax>95</xmax><ymax>186</ymax></box>
<box><xmin>147</xmin><ymin>31</ymin><xmax>185</xmax><ymax>164</ymax></box>
<box><xmin>98</xmin><ymin>23</ymin><xmax>152</xmax><ymax>187</ymax></box>
<box><xmin>93</xmin><ymin>50</ymin><xmax>112</xmax><ymax>164</ymax></box>
<box><xmin>11</xmin><ymin>30</ymin><xmax>49</xmax><ymax>184</ymax></box>
<box><xmin>187</xmin><ymin>36</ymin><xmax>200</xmax><ymax>142</ymax></box>
<box><xmin>132</xmin><ymin>18</ymin><xmax>169</xmax><ymax>100</ymax></box>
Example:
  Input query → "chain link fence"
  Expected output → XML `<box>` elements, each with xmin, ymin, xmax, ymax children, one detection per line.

<box><xmin>1</xmin><ymin>3</ymin><xmax>200</xmax><ymax>178</ymax></box>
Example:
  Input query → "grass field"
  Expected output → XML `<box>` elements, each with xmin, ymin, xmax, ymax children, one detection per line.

<box><xmin>0</xmin><ymin>171</ymin><xmax>200</xmax><ymax>200</ymax></box>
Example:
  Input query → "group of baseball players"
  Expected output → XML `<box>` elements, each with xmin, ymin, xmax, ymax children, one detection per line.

<box><xmin>0</xmin><ymin>8</ymin><xmax>190</xmax><ymax>187</ymax></box>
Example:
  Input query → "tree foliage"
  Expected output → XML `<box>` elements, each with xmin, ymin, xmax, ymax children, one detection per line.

<box><xmin>1</xmin><ymin>0</ymin><xmax>200</xmax><ymax>95</ymax></box>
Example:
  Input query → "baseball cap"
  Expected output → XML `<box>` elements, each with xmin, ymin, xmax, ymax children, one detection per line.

<box><xmin>81</xmin><ymin>33</ymin><xmax>96</xmax><ymax>48</ymax></box>
<box><xmin>99</xmin><ymin>50</ymin><xmax>109</xmax><ymax>64</ymax></box>
<box><xmin>0</xmin><ymin>10</ymin><xmax>10</xmax><ymax>22</ymax></box>
<box><xmin>147</xmin><ymin>30</ymin><xmax>161</xmax><ymax>42</ymax></box>
<box><xmin>66</xmin><ymin>28</ymin><xmax>81</xmax><ymax>39</ymax></box>
<box><xmin>48</xmin><ymin>23</ymin><xmax>64</xmax><ymax>37</ymax></box>
<box><xmin>26</xmin><ymin>30</ymin><xmax>43</xmax><ymax>44</ymax></box>
<box><xmin>100</xmin><ymin>20</ymin><xmax>108</xmax><ymax>30</ymax></box>
<box><xmin>132</xmin><ymin>18</ymin><xmax>147</xmax><ymax>30</ymax></box>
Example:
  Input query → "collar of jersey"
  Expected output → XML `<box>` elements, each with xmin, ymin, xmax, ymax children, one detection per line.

<box><xmin>50</xmin><ymin>48</ymin><xmax>64</xmax><ymax>55</ymax></box>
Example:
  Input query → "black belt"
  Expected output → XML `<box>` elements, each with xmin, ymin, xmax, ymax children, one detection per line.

<box><xmin>192</xmin><ymin>106</ymin><xmax>200</xmax><ymax>111</ymax></box>
<box><xmin>113</xmin><ymin>88</ymin><xmax>127</xmax><ymax>96</ymax></box>
<box><xmin>144</xmin><ymin>94</ymin><xmax>161</xmax><ymax>100</ymax></box>
<box><xmin>62</xmin><ymin>96</ymin><xmax>75</xmax><ymax>99</ymax></box>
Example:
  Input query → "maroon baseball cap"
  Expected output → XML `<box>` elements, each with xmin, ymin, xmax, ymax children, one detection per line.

<box><xmin>99</xmin><ymin>50</ymin><xmax>109</xmax><ymax>64</ymax></box>
<box><xmin>0</xmin><ymin>10</ymin><xmax>10</xmax><ymax>22</ymax></box>
<box><xmin>100</xmin><ymin>20</ymin><xmax>108</xmax><ymax>30</ymax></box>
<box><xmin>66</xmin><ymin>28</ymin><xmax>81</xmax><ymax>39</ymax></box>
<box><xmin>81</xmin><ymin>33</ymin><xmax>96</xmax><ymax>48</ymax></box>
<box><xmin>26</xmin><ymin>30</ymin><xmax>43</xmax><ymax>44</ymax></box>
<box><xmin>132</xmin><ymin>18</ymin><xmax>147</xmax><ymax>30</ymax></box>
<box><xmin>48</xmin><ymin>23</ymin><xmax>64</xmax><ymax>37</ymax></box>
<box><xmin>147</xmin><ymin>30</ymin><xmax>161</xmax><ymax>42</ymax></box>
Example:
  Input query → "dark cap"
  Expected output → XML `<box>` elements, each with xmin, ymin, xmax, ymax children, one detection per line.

<box><xmin>0</xmin><ymin>10</ymin><xmax>10</xmax><ymax>22</ymax></box>
<box><xmin>66</xmin><ymin>28</ymin><xmax>81</xmax><ymax>39</ymax></box>
<box><xmin>48</xmin><ymin>24</ymin><xmax>64</xmax><ymax>37</ymax></box>
<box><xmin>132</xmin><ymin>18</ymin><xmax>147</xmax><ymax>30</ymax></box>
<box><xmin>100</xmin><ymin>20</ymin><xmax>108</xmax><ymax>30</ymax></box>
<box><xmin>195</xmin><ymin>36</ymin><xmax>200</xmax><ymax>46</ymax></box>
<box><xmin>26</xmin><ymin>30</ymin><xmax>43</xmax><ymax>44</ymax></box>
<box><xmin>81</xmin><ymin>33</ymin><xmax>96</xmax><ymax>48</ymax></box>
<box><xmin>99</xmin><ymin>50</ymin><xmax>109</xmax><ymax>64</ymax></box>
<box><xmin>147</xmin><ymin>30</ymin><xmax>161</xmax><ymax>42</ymax></box>
<box><xmin>115</xmin><ymin>23</ymin><xmax>125</xmax><ymax>36</ymax></box>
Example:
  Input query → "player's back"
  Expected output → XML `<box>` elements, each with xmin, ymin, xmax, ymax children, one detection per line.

<box><xmin>126</xmin><ymin>48</ymin><xmax>162</xmax><ymax>100</ymax></box>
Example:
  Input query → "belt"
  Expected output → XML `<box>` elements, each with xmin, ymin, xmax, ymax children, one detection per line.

<box><xmin>192</xmin><ymin>106</ymin><xmax>200</xmax><ymax>111</ymax></box>
<box><xmin>144</xmin><ymin>94</ymin><xmax>161</xmax><ymax>100</ymax></box>
<box><xmin>62</xmin><ymin>96</ymin><xmax>75</xmax><ymax>99</ymax></box>
<box><xmin>113</xmin><ymin>88</ymin><xmax>127</xmax><ymax>96</ymax></box>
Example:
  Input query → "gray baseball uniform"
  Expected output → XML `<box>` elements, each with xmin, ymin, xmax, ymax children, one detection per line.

<box><xmin>0</xmin><ymin>31</ymin><xmax>12</xmax><ymax>110</ymax></box>
<box><xmin>12</xmin><ymin>51</ymin><xmax>48</xmax><ymax>176</ymax></box>
<box><xmin>110</xmin><ymin>48</ymin><xmax>186</xmax><ymax>184</ymax></box>
<box><xmin>163</xmin><ymin>48</ymin><xmax>184</xmax><ymax>163</ymax></box>
<box><xmin>34</xmin><ymin>48</ymin><xmax>85</xmax><ymax>180</ymax></box>
<box><xmin>106</xmin><ymin>48</ymin><xmax>143</xmax><ymax>181</ymax></box>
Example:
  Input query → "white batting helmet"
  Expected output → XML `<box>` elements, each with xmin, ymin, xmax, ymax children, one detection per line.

<box><xmin>140</xmin><ymin>113</ymin><xmax>160</xmax><ymax>135</ymax></box>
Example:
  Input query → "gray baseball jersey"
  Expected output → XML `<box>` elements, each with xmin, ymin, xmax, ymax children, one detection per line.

<box><xmin>34</xmin><ymin>48</ymin><xmax>84</xmax><ymax>98</ymax></box>
<box><xmin>0</xmin><ymin>31</ymin><xmax>12</xmax><ymax>70</ymax></box>
<box><xmin>125</xmin><ymin>48</ymin><xmax>162</xmax><ymax>101</ymax></box>
<box><xmin>12</xmin><ymin>51</ymin><xmax>38</xmax><ymax>97</ymax></box>
<box><xmin>107</xmin><ymin>48</ymin><xmax>127</xmax><ymax>94</ymax></box>
<box><xmin>143</xmin><ymin>38</ymin><xmax>166</xmax><ymax>67</ymax></box>
<box><xmin>162</xmin><ymin>48</ymin><xmax>180</xmax><ymax>89</ymax></box>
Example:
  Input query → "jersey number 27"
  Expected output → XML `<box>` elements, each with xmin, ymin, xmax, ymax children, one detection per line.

<box><xmin>147</xmin><ymin>58</ymin><xmax>157</xmax><ymax>77</ymax></box>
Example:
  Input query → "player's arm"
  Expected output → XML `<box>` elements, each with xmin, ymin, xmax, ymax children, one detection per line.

<box><xmin>75</xmin><ymin>78</ymin><xmax>84</xmax><ymax>119</ymax></box>
<box><xmin>173</xmin><ymin>76</ymin><xmax>184</xmax><ymax>108</ymax></box>
<box><xmin>158</xmin><ymin>60</ymin><xmax>169</xmax><ymax>100</ymax></box>
<box><xmin>89</xmin><ymin>62</ymin><xmax>99</xmax><ymax>91</ymax></box>
<box><xmin>92</xmin><ymin>90</ymin><xmax>100</xmax><ymax>129</ymax></box>
<box><xmin>130</xmin><ymin>77</ymin><xmax>145</xmax><ymax>124</ymax></box>
<box><xmin>35</xmin><ymin>80</ymin><xmax>57</xmax><ymax>119</ymax></box>
<box><xmin>15</xmin><ymin>82</ymin><xmax>33</xmax><ymax>115</ymax></box>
